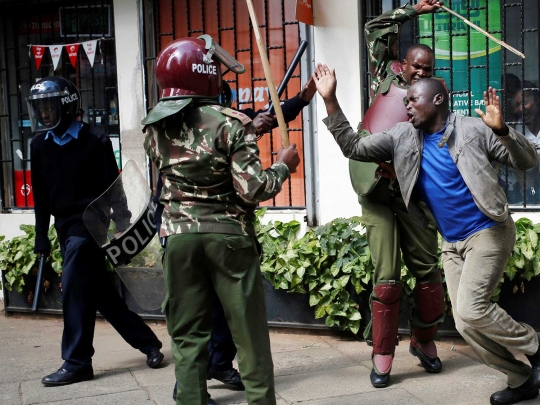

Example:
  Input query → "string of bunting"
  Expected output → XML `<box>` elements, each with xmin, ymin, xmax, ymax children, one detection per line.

<box><xmin>29</xmin><ymin>40</ymin><xmax>101</xmax><ymax>71</ymax></box>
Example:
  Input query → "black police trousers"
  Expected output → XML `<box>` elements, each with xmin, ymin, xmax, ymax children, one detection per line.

<box><xmin>59</xmin><ymin>235</ymin><xmax>161</xmax><ymax>371</ymax></box>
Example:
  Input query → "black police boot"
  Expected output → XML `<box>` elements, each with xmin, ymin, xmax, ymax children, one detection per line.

<box><xmin>490</xmin><ymin>377</ymin><xmax>539</xmax><ymax>405</ymax></box>
<box><xmin>146</xmin><ymin>347</ymin><xmax>164</xmax><ymax>369</ymax></box>
<box><xmin>370</xmin><ymin>367</ymin><xmax>390</xmax><ymax>388</ymax></box>
<box><xmin>207</xmin><ymin>367</ymin><xmax>245</xmax><ymax>390</ymax></box>
<box><xmin>172</xmin><ymin>382</ymin><xmax>218</xmax><ymax>405</ymax></box>
<box><xmin>526</xmin><ymin>332</ymin><xmax>540</xmax><ymax>387</ymax></box>
<box><xmin>409</xmin><ymin>338</ymin><xmax>442</xmax><ymax>373</ymax></box>
<box><xmin>41</xmin><ymin>366</ymin><xmax>94</xmax><ymax>386</ymax></box>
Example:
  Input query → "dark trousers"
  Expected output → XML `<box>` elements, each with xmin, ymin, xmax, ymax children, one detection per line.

<box><xmin>60</xmin><ymin>235</ymin><xmax>161</xmax><ymax>371</ymax></box>
<box><xmin>208</xmin><ymin>294</ymin><xmax>237</xmax><ymax>372</ymax></box>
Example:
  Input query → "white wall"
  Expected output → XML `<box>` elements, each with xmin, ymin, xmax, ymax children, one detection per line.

<box><xmin>112</xmin><ymin>0</ymin><xmax>148</xmax><ymax>175</ymax></box>
<box><xmin>312</xmin><ymin>0</ymin><xmax>365</xmax><ymax>224</ymax></box>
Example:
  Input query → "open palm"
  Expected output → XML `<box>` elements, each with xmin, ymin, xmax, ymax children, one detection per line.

<box><xmin>474</xmin><ymin>87</ymin><xmax>506</xmax><ymax>134</ymax></box>
<box><xmin>313</xmin><ymin>63</ymin><xmax>337</xmax><ymax>100</ymax></box>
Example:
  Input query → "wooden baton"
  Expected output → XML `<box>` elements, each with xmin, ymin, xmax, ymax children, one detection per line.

<box><xmin>245</xmin><ymin>0</ymin><xmax>290</xmax><ymax>147</ymax></box>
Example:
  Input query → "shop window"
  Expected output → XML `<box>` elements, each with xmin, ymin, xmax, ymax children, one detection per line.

<box><xmin>363</xmin><ymin>0</ymin><xmax>540</xmax><ymax>210</ymax></box>
<box><xmin>142</xmin><ymin>0</ymin><xmax>307</xmax><ymax>208</ymax></box>
<box><xmin>0</xmin><ymin>0</ymin><xmax>121</xmax><ymax>210</ymax></box>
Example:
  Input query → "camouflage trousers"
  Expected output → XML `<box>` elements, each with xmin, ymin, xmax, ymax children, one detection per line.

<box><xmin>162</xmin><ymin>233</ymin><xmax>275</xmax><ymax>405</ymax></box>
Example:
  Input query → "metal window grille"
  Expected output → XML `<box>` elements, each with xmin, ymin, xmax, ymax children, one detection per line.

<box><xmin>0</xmin><ymin>0</ymin><xmax>121</xmax><ymax>211</ymax></box>
<box><xmin>141</xmin><ymin>0</ymin><xmax>307</xmax><ymax>208</ymax></box>
<box><xmin>362</xmin><ymin>0</ymin><xmax>540</xmax><ymax>209</ymax></box>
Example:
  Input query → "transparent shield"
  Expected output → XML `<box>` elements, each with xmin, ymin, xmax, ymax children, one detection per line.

<box><xmin>83</xmin><ymin>160</ymin><xmax>162</xmax><ymax>310</ymax></box>
<box><xmin>27</xmin><ymin>96</ymin><xmax>62</xmax><ymax>132</ymax></box>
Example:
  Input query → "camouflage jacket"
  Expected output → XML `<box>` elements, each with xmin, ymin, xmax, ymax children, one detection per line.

<box><xmin>365</xmin><ymin>3</ymin><xmax>418</xmax><ymax>103</ymax></box>
<box><xmin>144</xmin><ymin>102</ymin><xmax>289</xmax><ymax>237</ymax></box>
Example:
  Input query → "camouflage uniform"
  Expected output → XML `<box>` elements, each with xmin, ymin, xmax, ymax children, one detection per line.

<box><xmin>351</xmin><ymin>3</ymin><xmax>443</xmax><ymax>377</ymax></box>
<box><xmin>144</xmin><ymin>101</ymin><xmax>288</xmax><ymax>405</ymax></box>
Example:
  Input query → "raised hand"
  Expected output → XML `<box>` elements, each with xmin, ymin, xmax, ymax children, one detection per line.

<box><xmin>474</xmin><ymin>87</ymin><xmax>509</xmax><ymax>136</ymax></box>
<box><xmin>413</xmin><ymin>0</ymin><xmax>444</xmax><ymax>14</ymax></box>
<box><xmin>313</xmin><ymin>63</ymin><xmax>337</xmax><ymax>101</ymax></box>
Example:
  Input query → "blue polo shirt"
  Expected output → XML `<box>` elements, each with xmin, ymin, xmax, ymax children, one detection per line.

<box><xmin>45</xmin><ymin>120</ymin><xmax>83</xmax><ymax>146</ymax></box>
<box><xmin>415</xmin><ymin>125</ymin><xmax>497</xmax><ymax>242</ymax></box>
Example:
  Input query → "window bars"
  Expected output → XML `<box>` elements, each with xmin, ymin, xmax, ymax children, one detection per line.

<box><xmin>0</xmin><ymin>0</ymin><xmax>120</xmax><ymax>211</ymax></box>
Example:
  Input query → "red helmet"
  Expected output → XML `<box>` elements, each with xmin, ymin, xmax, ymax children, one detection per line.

<box><xmin>155</xmin><ymin>35</ymin><xmax>245</xmax><ymax>100</ymax></box>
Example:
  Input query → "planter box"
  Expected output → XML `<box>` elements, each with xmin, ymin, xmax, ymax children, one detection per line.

<box><xmin>2</xmin><ymin>269</ymin><xmax>123</xmax><ymax>316</ymax></box>
<box><xmin>5</xmin><ymin>266</ymin><xmax>538</xmax><ymax>337</ymax></box>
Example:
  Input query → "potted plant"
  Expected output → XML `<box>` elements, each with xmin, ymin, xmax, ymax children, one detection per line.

<box><xmin>0</xmin><ymin>225</ymin><xmax>63</xmax><ymax>314</ymax></box>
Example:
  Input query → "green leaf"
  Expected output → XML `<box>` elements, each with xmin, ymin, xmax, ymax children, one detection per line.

<box><xmin>529</xmin><ymin>229</ymin><xmax>539</xmax><ymax>248</ymax></box>
<box><xmin>309</xmin><ymin>294</ymin><xmax>321</xmax><ymax>306</ymax></box>
<box><xmin>314</xmin><ymin>305</ymin><xmax>327</xmax><ymax>319</ymax></box>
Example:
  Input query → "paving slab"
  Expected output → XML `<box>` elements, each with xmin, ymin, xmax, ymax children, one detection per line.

<box><xmin>272</xmin><ymin>346</ymin><xmax>359</xmax><ymax>376</ymax></box>
<box><xmin>302</xmin><ymin>387</ymin><xmax>425</xmax><ymax>405</ymax></box>
<box><xmin>0</xmin><ymin>381</ymin><xmax>22</xmax><ymax>405</ymax></box>
<box><xmin>44</xmin><ymin>390</ymin><xmax>153</xmax><ymax>405</ymax></box>
<box><xmin>269</xmin><ymin>333</ymin><xmax>331</xmax><ymax>353</ymax></box>
<box><xmin>275</xmin><ymin>365</ymin><xmax>374</xmax><ymax>403</ymax></box>
<box><xmin>21</xmin><ymin>368</ymin><xmax>140</xmax><ymax>405</ymax></box>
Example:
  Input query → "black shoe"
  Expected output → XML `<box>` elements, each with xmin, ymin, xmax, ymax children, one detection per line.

<box><xmin>41</xmin><ymin>367</ymin><xmax>94</xmax><ymax>386</ymax></box>
<box><xmin>409</xmin><ymin>342</ymin><xmax>442</xmax><ymax>373</ymax></box>
<box><xmin>207</xmin><ymin>368</ymin><xmax>245</xmax><ymax>391</ymax></box>
<box><xmin>172</xmin><ymin>382</ymin><xmax>217</xmax><ymax>405</ymax></box>
<box><xmin>490</xmin><ymin>377</ymin><xmax>539</xmax><ymax>405</ymax></box>
<box><xmin>146</xmin><ymin>348</ymin><xmax>164</xmax><ymax>368</ymax></box>
<box><xmin>526</xmin><ymin>332</ymin><xmax>540</xmax><ymax>387</ymax></box>
<box><xmin>370</xmin><ymin>368</ymin><xmax>390</xmax><ymax>388</ymax></box>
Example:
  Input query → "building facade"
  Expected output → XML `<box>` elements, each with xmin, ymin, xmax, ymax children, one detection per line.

<box><xmin>1</xmin><ymin>0</ymin><xmax>539</xmax><ymax>241</ymax></box>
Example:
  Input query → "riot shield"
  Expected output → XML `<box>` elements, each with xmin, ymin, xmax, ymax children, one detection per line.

<box><xmin>83</xmin><ymin>160</ymin><xmax>164</xmax><ymax>310</ymax></box>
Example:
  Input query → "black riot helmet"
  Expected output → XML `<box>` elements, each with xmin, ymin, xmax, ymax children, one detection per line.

<box><xmin>26</xmin><ymin>76</ymin><xmax>81</xmax><ymax>134</ymax></box>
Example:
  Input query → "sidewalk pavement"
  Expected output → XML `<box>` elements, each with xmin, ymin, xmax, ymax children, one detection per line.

<box><xmin>1</xmin><ymin>301</ymin><xmax>538</xmax><ymax>405</ymax></box>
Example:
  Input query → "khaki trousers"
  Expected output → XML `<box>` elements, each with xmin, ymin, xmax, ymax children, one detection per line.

<box><xmin>442</xmin><ymin>216</ymin><xmax>539</xmax><ymax>388</ymax></box>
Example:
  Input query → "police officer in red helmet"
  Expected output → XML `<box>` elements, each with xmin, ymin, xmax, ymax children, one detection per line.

<box><xmin>144</xmin><ymin>35</ymin><xmax>299</xmax><ymax>405</ymax></box>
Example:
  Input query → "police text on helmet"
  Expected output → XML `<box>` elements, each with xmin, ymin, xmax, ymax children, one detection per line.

<box><xmin>192</xmin><ymin>63</ymin><xmax>217</xmax><ymax>75</ymax></box>
<box><xmin>61</xmin><ymin>93</ymin><xmax>79</xmax><ymax>105</ymax></box>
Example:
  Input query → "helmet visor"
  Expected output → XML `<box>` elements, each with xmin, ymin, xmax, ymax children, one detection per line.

<box><xmin>26</xmin><ymin>93</ymin><xmax>62</xmax><ymax>132</ymax></box>
<box><xmin>198</xmin><ymin>34</ymin><xmax>245</xmax><ymax>74</ymax></box>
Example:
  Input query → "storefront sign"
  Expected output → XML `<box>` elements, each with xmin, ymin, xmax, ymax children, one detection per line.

<box><xmin>419</xmin><ymin>0</ymin><xmax>502</xmax><ymax>116</ymax></box>
<box><xmin>295</xmin><ymin>0</ymin><xmax>314</xmax><ymax>25</ymax></box>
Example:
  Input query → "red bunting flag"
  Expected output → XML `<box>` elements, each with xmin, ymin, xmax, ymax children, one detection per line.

<box><xmin>32</xmin><ymin>45</ymin><xmax>45</xmax><ymax>70</ymax></box>
<box><xmin>66</xmin><ymin>43</ymin><xmax>80</xmax><ymax>68</ymax></box>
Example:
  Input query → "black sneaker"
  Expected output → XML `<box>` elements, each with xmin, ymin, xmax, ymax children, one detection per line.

<box><xmin>207</xmin><ymin>368</ymin><xmax>245</xmax><ymax>390</ymax></box>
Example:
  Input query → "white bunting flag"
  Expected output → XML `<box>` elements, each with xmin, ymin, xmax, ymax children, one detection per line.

<box><xmin>49</xmin><ymin>45</ymin><xmax>64</xmax><ymax>71</ymax></box>
<box><xmin>82</xmin><ymin>40</ymin><xmax>98</xmax><ymax>67</ymax></box>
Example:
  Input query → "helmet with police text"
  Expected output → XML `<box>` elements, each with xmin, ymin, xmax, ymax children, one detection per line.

<box><xmin>155</xmin><ymin>34</ymin><xmax>245</xmax><ymax>100</ymax></box>
<box><xmin>26</xmin><ymin>76</ymin><xmax>81</xmax><ymax>133</ymax></box>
